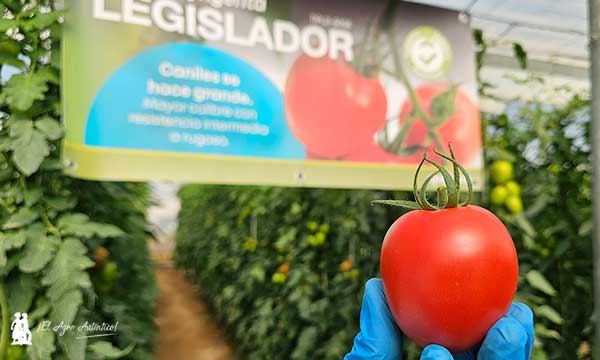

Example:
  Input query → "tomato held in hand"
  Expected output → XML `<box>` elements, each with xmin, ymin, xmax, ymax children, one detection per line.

<box><xmin>380</xmin><ymin>206</ymin><xmax>518</xmax><ymax>352</ymax></box>
<box><xmin>376</xmin><ymin>146</ymin><xmax>518</xmax><ymax>353</ymax></box>
<box><xmin>285</xmin><ymin>55</ymin><xmax>387</xmax><ymax>159</ymax></box>
<box><xmin>397</xmin><ymin>84</ymin><xmax>481</xmax><ymax>165</ymax></box>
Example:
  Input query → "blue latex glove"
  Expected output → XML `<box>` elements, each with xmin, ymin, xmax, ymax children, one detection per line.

<box><xmin>345</xmin><ymin>278</ymin><xmax>534</xmax><ymax>360</ymax></box>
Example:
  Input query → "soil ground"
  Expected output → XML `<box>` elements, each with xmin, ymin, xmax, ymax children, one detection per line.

<box><xmin>153</xmin><ymin>262</ymin><xmax>235</xmax><ymax>360</ymax></box>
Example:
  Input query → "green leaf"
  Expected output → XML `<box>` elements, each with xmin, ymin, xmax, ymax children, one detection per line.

<box><xmin>28</xmin><ymin>326</ymin><xmax>57</xmax><ymax>360</ymax></box>
<box><xmin>2</xmin><ymin>207</ymin><xmax>39</xmax><ymax>229</ymax></box>
<box><xmin>514</xmin><ymin>213</ymin><xmax>537</xmax><ymax>237</ymax></box>
<box><xmin>1</xmin><ymin>71</ymin><xmax>50</xmax><ymax>111</ymax></box>
<box><xmin>5</xmin><ymin>185</ymin><xmax>23</xmax><ymax>204</ymax></box>
<box><xmin>535</xmin><ymin>305</ymin><xmax>563</xmax><ymax>324</ymax></box>
<box><xmin>0</xmin><ymin>254</ymin><xmax>20</xmax><ymax>277</ymax></box>
<box><xmin>5</xmin><ymin>273</ymin><xmax>37</xmax><ymax>314</ymax></box>
<box><xmin>13</xmin><ymin>130</ymin><xmax>50</xmax><ymax>175</ymax></box>
<box><xmin>371</xmin><ymin>199</ymin><xmax>422</xmax><ymax>209</ymax></box>
<box><xmin>24</xmin><ymin>188</ymin><xmax>44</xmax><ymax>206</ymax></box>
<box><xmin>0</xmin><ymin>52</ymin><xmax>26</xmax><ymax>69</ymax></box>
<box><xmin>291</xmin><ymin>327</ymin><xmax>318</xmax><ymax>359</ymax></box>
<box><xmin>37</xmin><ymin>67</ymin><xmax>60</xmax><ymax>85</ymax></box>
<box><xmin>526</xmin><ymin>270</ymin><xmax>557</xmax><ymax>296</ymax></box>
<box><xmin>35</xmin><ymin>116</ymin><xmax>63</xmax><ymax>140</ymax></box>
<box><xmin>578</xmin><ymin>219</ymin><xmax>592</xmax><ymax>237</ymax></box>
<box><xmin>50</xmin><ymin>289</ymin><xmax>83</xmax><ymax>325</ymax></box>
<box><xmin>3</xmin><ymin>229</ymin><xmax>27</xmax><ymax>249</ymax></box>
<box><xmin>88</xmin><ymin>342</ymin><xmax>135</xmax><ymax>359</ymax></box>
<box><xmin>28</xmin><ymin>297</ymin><xmax>51</xmax><ymax>324</ymax></box>
<box><xmin>9</xmin><ymin>119</ymin><xmax>50</xmax><ymax>175</ymax></box>
<box><xmin>249</xmin><ymin>264</ymin><xmax>265</xmax><ymax>283</ymax></box>
<box><xmin>40</xmin><ymin>158</ymin><xmax>64</xmax><ymax>171</ymax></box>
<box><xmin>58</xmin><ymin>214</ymin><xmax>124</xmax><ymax>239</ymax></box>
<box><xmin>18</xmin><ymin>234</ymin><xmax>58</xmax><ymax>273</ymax></box>
<box><xmin>0</xmin><ymin>19</ymin><xmax>19</xmax><ymax>31</ymax></box>
<box><xmin>45</xmin><ymin>197</ymin><xmax>77</xmax><ymax>211</ymax></box>
<box><xmin>0</xmin><ymin>229</ymin><xmax>26</xmax><ymax>266</ymax></box>
<box><xmin>0</xmin><ymin>39</ymin><xmax>19</xmax><ymax>55</ymax></box>
<box><xmin>430</xmin><ymin>86</ymin><xmax>457</xmax><ymax>125</ymax></box>
<box><xmin>0</xmin><ymin>137</ymin><xmax>14</xmax><ymax>151</ymax></box>
<box><xmin>58</xmin><ymin>323</ymin><xmax>87</xmax><ymax>360</ymax></box>
<box><xmin>25</xmin><ymin>11</ymin><xmax>65</xmax><ymax>30</ymax></box>
<box><xmin>534</xmin><ymin>323</ymin><xmax>561</xmax><ymax>340</ymax></box>
<box><xmin>41</xmin><ymin>238</ymin><xmax>95</xmax><ymax>302</ymax></box>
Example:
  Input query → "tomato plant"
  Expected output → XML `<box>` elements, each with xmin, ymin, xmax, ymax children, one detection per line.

<box><xmin>375</xmin><ymin>147</ymin><xmax>517</xmax><ymax>352</ymax></box>
<box><xmin>175</xmin><ymin>185</ymin><xmax>396</xmax><ymax>360</ymax></box>
<box><xmin>285</xmin><ymin>55</ymin><xmax>387</xmax><ymax>159</ymax></box>
<box><xmin>0</xmin><ymin>3</ymin><xmax>157</xmax><ymax>359</ymax></box>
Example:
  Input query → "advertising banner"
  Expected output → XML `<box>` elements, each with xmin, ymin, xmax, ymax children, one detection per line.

<box><xmin>62</xmin><ymin>0</ymin><xmax>483</xmax><ymax>189</ymax></box>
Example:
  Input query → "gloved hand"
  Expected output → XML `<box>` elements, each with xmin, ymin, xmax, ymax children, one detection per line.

<box><xmin>345</xmin><ymin>278</ymin><xmax>534</xmax><ymax>360</ymax></box>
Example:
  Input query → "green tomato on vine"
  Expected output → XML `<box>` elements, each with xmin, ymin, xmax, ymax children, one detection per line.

<box><xmin>272</xmin><ymin>272</ymin><xmax>287</xmax><ymax>284</ymax></box>
<box><xmin>505</xmin><ymin>195</ymin><xmax>523</xmax><ymax>214</ymax></box>
<box><xmin>489</xmin><ymin>185</ymin><xmax>509</xmax><ymax>206</ymax></box>
<box><xmin>490</xmin><ymin>160</ymin><xmax>513</xmax><ymax>184</ymax></box>
<box><xmin>308</xmin><ymin>232</ymin><xmax>326</xmax><ymax>247</ymax></box>
<box><xmin>243</xmin><ymin>237</ymin><xmax>257</xmax><ymax>252</ymax></box>
<box><xmin>307</xmin><ymin>221</ymin><xmax>319</xmax><ymax>231</ymax></box>
<box><xmin>504</xmin><ymin>181</ymin><xmax>521</xmax><ymax>196</ymax></box>
<box><xmin>319</xmin><ymin>224</ymin><xmax>330</xmax><ymax>233</ymax></box>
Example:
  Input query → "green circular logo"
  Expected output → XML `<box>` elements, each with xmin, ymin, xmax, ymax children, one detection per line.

<box><xmin>403</xmin><ymin>26</ymin><xmax>452</xmax><ymax>80</ymax></box>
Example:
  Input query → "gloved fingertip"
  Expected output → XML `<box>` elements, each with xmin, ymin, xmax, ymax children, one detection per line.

<box><xmin>362</xmin><ymin>278</ymin><xmax>389</xmax><ymax>325</ymax></box>
<box><xmin>349</xmin><ymin>278</ymin><xmax>402</xmax><ymax>359</ymax></box>
<box><xmin>508</xmin><ymin>302</ymin><xmax>534</xmax><ymax>329</ymax></box>
<box><xmin>480</xmin><ymin>317</ymin><xmax>527</xmax><ymax>357</ymax></box>
<box><xmin>421</xmin><ymin>344</ymin><xmax>453</xmax><ymax>360</ymax></box>
<box><xmin>364</xmin><ymin>278</ymin><xmax>384</xmax><ymax>299</ymax></box>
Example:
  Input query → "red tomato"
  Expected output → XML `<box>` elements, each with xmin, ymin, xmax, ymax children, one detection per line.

<box><xmin>380</xmin><ymin>205</ymin><xmax>518</xmax><ymax>352</ymax></box>
<box><xmin>285</xmin><ymin>55</ymin><xmax>387</xmax><ymax>159</ymax></box>
<box><xmin>398</xmin><ymin>84</ymin><xmax>481</xmax><ymax>165</ymax></box>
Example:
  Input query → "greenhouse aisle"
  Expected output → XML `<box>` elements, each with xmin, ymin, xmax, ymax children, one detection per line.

<box><xmin>154</xmin><ymin>264</ymin><xmax>235</xmax><ymax>360</ymax></box>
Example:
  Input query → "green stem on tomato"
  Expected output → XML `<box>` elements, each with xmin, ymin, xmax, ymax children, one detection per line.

<box><xmin>373</xmin><ymin>143</ymin><xmax>473</xmax><ymax>211</ymax></box>
<box><xmin>0</xmin><ymin>283</ymin><xmax>10</xmax><ymax>360</ymax></box>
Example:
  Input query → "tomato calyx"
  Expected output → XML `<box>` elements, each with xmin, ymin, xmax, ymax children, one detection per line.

<box><xmin>373</xmin><ymin>143</ymin><xmax>473</xmax><ymax>210</ymax></box>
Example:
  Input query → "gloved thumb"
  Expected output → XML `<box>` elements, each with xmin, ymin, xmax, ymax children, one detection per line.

<box><xmin>421</xmin><ymin>344</ymin><xmax>454</xmax><ymax>360</ymax></box>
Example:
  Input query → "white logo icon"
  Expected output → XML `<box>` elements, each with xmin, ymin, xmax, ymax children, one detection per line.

<box><xmin>404</xmin><ymin>26</ymin><xmax>452</xmax><ymax>80</ymax></box>
<box><xmin>11</xmin><ymin>312</ymin><xmax>32</xmax><ymax>346</ymax></box>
